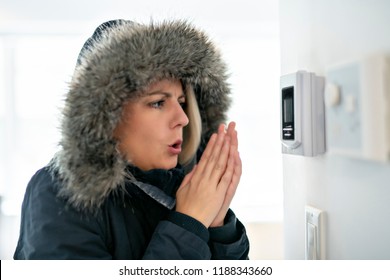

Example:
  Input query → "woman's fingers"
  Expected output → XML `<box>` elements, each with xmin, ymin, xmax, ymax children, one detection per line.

<box><xmin>209</xmin><ymin>135</ymin><xmax>230</xmax><ymax>183</ymax></box>
<box><xmin>194</xmin><ymin>124</ymin><xmax>228</xmax><ymax>183</ymax></box>
<box><xmin>218</xmin><ymin>123</ymin><xmax>226</xmax><ymax>134</ymax></box>
<box><xmin>227</xmin><ymin>149</ymin><xmax>241</xmax><ymax>198</ymax></box>
<box><xmin>181</xmin><ymin>164</ymin><xmax>197</xmax><ymax>188</ymax></box>
<box><xmin>192</xmin><ymin>133</ymin><xmax>217</xmax><ymax>178</ymax></box>
<box><xmin>176</xmin><ymin>122</ymin><xmax>241</xmax><ymax>228</ymax></box>
<box><xmin>209</xmin><ymin>122</ymin><xmax>242</xmax><ymax>227</ymax></box>
<box><xmin>218</xmin><ymin>146</ymin><xmax>235</xmax><ymax>190</ymax></box>
<box><xmin>226</xmin><ymin>121</ymin><xmax>238</xmax><ymax>148</ymax></box>
<box><xmin>208</xmin><ymin>146</ymin><xmax>236</xmax><ymax>227</ymax></box>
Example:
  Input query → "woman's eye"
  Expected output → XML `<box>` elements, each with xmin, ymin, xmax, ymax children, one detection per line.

<box><xmin>150</xmin><ymin>100</ymin><xmax>165</xmax><ymax>109</ymax></box>
<box><xmin>179</xmin><ymin>101</ymin><xmax>186</xmax><ymax>109</ymax></box>
<box><xmin>179</xmin><ymin>97</ymin><xmax>186</xmax><ymax>109</ymax></box>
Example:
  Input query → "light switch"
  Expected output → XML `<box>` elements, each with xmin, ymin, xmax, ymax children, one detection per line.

<box><xmin>305</xmin><ymin>206</ymin><xmax>325</xmax><ymax>260</ymax></box>
<box><xmin>325</xmin><ymin>82</ymin><xmax>341</xmax><ymax>107</ymax></box>
<box><xmin>306</xmin><ymin>223</ymin><xmax>317</xmax><ymax>259</ymax></box>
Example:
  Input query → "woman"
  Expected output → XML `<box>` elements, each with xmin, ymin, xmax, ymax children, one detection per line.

<box><xmin>14</xmin><ymin>19</ymin><xmax>250</xmax><ymax>259</ymax></box>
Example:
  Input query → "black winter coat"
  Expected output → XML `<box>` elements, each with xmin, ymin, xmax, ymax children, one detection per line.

<box><xmin>14</xmin><ymin>165</ymin><xmax>249</xmax><ymax>259</ymax></box>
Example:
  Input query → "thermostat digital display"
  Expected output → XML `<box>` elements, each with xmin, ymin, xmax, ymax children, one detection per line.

<box><xmin>282</xmin><ymin>86</ymin><xmax>294</xmax><ymax>140</ymax></box>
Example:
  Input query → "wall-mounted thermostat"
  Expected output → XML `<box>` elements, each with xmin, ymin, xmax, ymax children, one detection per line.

<box><xmin>280</xmin><ymin>71</ymin><xmax>326</xmax><ymax>156</ymax></box>
<box><xmin>325</xmin><ymin>54</ymin><xmax>390</xmax><ymax>162</ymax></box>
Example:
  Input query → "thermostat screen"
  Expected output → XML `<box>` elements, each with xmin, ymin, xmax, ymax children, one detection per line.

<box><xmin>284</xmin><ymin>94</ymin><xmax>293</xmax><ymax>123</ymax></box>
<box><xmin>282</xmin><ymin>86</ymin><xmax>294</xmax><ymax>140</ymax></box>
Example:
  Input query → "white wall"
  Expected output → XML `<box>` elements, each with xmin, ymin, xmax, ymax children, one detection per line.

<box><xmin>280</xmin><ymin>0</ymin><xmax>390</xmax><ymax>259</ymax></box>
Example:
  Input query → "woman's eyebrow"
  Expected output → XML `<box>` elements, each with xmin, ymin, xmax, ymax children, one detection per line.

<box><xmin>146</xmin><ymin>91</ymin><xmax>185</xmax><ymax>99</ymax></box>
<box><xmin>146</xmin><ymin>91</ymin><xmax>171</xmax><ymax>97</ymax></box>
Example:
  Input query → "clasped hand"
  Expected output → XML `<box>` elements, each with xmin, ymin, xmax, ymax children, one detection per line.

<box><xmin>175</xmin><ymin>122</ymin><xmax>242</xmax><ymax>228</ymax></box>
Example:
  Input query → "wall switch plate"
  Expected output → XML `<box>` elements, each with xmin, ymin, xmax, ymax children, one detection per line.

<box><xmin>305</xmin><ymin>206</ymin><xmax>325</xmax><ymax>260</ymax></box>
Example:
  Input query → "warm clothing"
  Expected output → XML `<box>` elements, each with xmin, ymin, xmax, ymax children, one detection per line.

<box><xmin>14</xmin><ymin>165</ymin><xmax>249</xmax><ymax>259</ymax></box>
<box><xmin>14</xmin><ymin>19</ymin><xmax>250</xmax><ymax>260</ymax></box>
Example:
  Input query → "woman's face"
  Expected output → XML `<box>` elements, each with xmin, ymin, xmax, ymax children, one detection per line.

<box><xmin>114</xmin><ymin>79</ymin><xmax>189</xmax><ymax>171</ymax></box>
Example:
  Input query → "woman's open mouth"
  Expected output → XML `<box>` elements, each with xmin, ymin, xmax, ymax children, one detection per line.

<box><xmin>168</xmin><ymin>140</ymin><xmax>182</xmax><ymax>155</ymax></box>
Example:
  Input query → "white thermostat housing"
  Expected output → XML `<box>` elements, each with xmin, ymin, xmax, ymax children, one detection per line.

<box><xmin>280</xmin><ymin>71</ymin><xmax>326</xmax><ymax>156</ymax></box>
<box><xmin>325</xmin><ymin>54</ymin><xmax>390</xmax><ymax>162</ymax></box>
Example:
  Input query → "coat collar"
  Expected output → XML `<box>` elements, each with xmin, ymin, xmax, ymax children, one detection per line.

<box><xmin>127</xmin><ymin>165</ymin><xmax>184</xmax><ymax>209</ymax></box>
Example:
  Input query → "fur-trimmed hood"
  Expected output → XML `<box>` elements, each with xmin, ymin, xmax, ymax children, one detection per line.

<box><xmin>52</xmin><ymin>19</ymin><xmax>231</xmax><ymax>211</ymax></box>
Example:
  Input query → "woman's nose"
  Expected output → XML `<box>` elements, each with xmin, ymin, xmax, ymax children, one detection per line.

<box><xmin>172</xmin><ymin>102</ymin><xmax>189</xmax><ymax>128</ymax></box>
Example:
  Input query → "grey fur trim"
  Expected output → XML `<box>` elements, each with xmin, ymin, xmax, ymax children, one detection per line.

<box><xmin>53</xmin><ymin>19</ymin><xmax>231</xmax><ymax>211</ymax></box>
